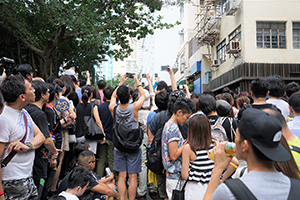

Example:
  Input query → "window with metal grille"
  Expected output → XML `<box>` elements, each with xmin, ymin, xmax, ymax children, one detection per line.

<box><xmin>217</xmin><ymin>40</ymin><xmax>226</xmax><ymax>61</ymax></box>
<box><xmin>293</xmin><ymin>22</ymin><xmax>300</xmax><ymax>49</ymax></box>
<box><xmin>256</xmin><ymin>22</ymin><xmax>286</xmax><ymax>49</ymax></box>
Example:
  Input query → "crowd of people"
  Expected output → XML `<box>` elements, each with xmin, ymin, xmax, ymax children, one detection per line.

<box><xmin>0</xmin><ymin>63</ymin><xmax>300</xmax><ymax>200</ymax></box>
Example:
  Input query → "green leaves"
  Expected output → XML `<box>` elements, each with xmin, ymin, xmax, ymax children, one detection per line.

<box><xmin>0</xmin><ymin>0</ymin><xmax>180</xmax><ymax>78</ymax></box>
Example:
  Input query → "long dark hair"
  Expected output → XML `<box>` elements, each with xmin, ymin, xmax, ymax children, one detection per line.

<box><xmin>187</xmin><ymin>114</ymin><xmax>213</xmax><ymax>151</ymax></box>
<box><xmin>274</xmin><ymin>137</ymin><xmax>300</xmax><ymax>180</ymax></box>
<box><xmin>81</xmin><ymin>85</ymin><xmax>93</xmax><ymax>107</ymax></box>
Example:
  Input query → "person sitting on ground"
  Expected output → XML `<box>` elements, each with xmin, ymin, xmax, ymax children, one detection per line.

<box><xmin>58</xmin><ymin>151</ymin><xmax>119</xmax><ymax>199</ymax></box>
<box><xmin>59</xmin><ymin>167</ymin><xmax>92</xmax><ymax>200</ymax></box>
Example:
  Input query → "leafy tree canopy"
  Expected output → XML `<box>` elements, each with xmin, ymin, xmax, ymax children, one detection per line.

<box><xmin>0</xmin><ymin>0</ymin><xmax>181</xmax><ymax>79</ymax></box>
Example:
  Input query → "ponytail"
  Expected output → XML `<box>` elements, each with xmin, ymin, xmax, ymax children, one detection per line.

<box><xmin>81</xmin><ymin>85</ymin><xmax>92</xmax><ymax>107</ymax></box>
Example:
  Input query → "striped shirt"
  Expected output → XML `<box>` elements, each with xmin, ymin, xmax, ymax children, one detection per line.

<box><xmin>188</xmin><ymin>146</ymin><xmax>215</xmax><ymax>183</ymax></box>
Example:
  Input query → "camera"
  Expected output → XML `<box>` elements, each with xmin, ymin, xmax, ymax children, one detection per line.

<box><xmin>142</xmin><ymin>74</ymin><xmax>146</xmax><ymax>78</ymax></box>
<box><xmin>155</xmin><ymin>73</ymin><xmax>158</xmax><ymax>78</ymax></box>
<box><xmin>0</xmin><ymin>57</ymin><xmax>15</xmax><ymax>76</ymax></box>
<box><xmin>126</xmin><ymin>72</ymin><xmax>134</xmax><ymax>79</ymax></box>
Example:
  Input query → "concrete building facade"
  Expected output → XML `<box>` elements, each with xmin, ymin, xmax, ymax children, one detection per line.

<box><xmin>175</xmin><ymin>0</ymin><xmax>300</xmax><ymax>94</ymax></box>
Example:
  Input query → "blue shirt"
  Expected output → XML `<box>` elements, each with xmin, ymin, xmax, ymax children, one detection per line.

<box><xmin>76</xmin><ymin>89</ymin><xmax>82</xmax><ymax>101</ymax></box>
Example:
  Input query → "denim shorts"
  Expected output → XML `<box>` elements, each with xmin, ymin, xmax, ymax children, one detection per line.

<box><xmin>113</xmin><ymin>148</ymin><xmax>142</xmax><ymax>174</ymax></box>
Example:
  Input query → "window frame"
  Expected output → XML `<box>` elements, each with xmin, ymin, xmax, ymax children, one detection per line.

<box><xmin>256</xmin><ymin>22</ymin><xmax>286</xmax><ymax>49</ymax></box>
<box><xmin>217</xmin><ymin>39</ymin><xmax>226</xmax><ymax>62</ymax></box>
<box><xmin>293</xmin><ymin>22</ymin><xmax>300</xmax><ymax>49</ymax></box>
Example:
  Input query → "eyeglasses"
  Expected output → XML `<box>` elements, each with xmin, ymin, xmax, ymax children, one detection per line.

<box><xmin>88</xmin><ymin>160</ymin><xmax>96</xmax><ymax>164</ymax></box>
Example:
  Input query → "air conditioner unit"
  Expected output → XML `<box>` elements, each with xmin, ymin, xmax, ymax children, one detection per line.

<box><xmin>211</xmin><ymin>60</ymin><xmax>221</xmax><ymax>67</ymax></box>
<box><xmin>226</xmin><ymin>0</ymin><xmax>239</xmax><ymax>16</ymax></box>
<box><xmin>226</xmin><ymin>41</ymin><xmax>241</xmax><ymax>54</ymax></box>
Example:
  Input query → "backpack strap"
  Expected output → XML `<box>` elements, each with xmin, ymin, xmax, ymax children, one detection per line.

<box><xmin>113</xmin><ymin>106</ymin><xmax>117</xmax><ymax>129</ymax></box>
<box><xmin>224</xmin><ymin>179</ymin><xmax>257</xmax><ymax>200</ymax></box>
<box><xmin>289</xmin><ymin>145</ymin><xmax>300</xmax><ymax>154</ymax></box>
<box><xmin>160</xmin><ymin>111</ymin><xmax>166</xmax><ymax>129</ymax></box>
<box><xmin>287</xmin><ymin>177</ymin><xmax>300</xmax><ymax>200</ymax></box>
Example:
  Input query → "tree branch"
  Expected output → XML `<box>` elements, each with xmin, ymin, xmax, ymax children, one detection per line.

<box><xmin>0</xmin><ymin>21</ymin><xmax>44</xmax><ymax>57</ymax></box>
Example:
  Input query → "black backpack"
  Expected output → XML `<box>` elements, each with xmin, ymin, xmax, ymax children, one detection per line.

<box><xmin>146</xmin><ymin>110</ymin><xmax>166</xmax><ymax>174</ymax></box>
<box><xmin>112</xmin><ymin>106</ymin><xmax>143</xmax><ymax>153</ymax></box>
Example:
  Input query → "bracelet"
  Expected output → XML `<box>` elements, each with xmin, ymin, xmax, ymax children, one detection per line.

<box><xmin>0</xmin><ymin>190</ymin><xmax>4</xmax><ymax>196</ymax></box>
<box><xmin>137</xmin><ymin>85</ymin><xmax>142</xmax><ymax>87</ymax></box>
<box><xmin>25</xmin><ymin>142</ymin><xmax>33</xmax><ymax>152</ymax></box>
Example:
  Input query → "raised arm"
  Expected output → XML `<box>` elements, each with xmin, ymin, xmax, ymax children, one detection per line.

<box><xmin>109</xmin><ymin>74</ymin><xmax>127</xmax><ymax>117</ymax></box>
<box><xmin>167</xmin><ymin>67</ymin><xmax>177</xmax><ymax>91</ymax></box>
<box><xmin>133</xmin><ymin>74</ymin><xmax>146</xmax><ymax>112</ymax></box>
<box><xmin>146</xmin><ymin>73</ymin><xmax>154</xmax><ymax>94</ymax></box>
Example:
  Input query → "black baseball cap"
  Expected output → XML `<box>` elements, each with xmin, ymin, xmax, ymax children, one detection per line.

<box><xmin>239</xmin><ymin>108</ymin><xmax>291</xmax><ymax>162</ymax></box>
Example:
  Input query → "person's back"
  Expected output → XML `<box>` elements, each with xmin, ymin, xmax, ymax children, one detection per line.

<box><xmin>108</xmin><ymin>74</ymin><xmax>145</xmax><ymax>200</ymax></box>
<box><xmin>266</xmin><ymin>75</ymin><xmax>289</xmax><ymax>120</ymax></box>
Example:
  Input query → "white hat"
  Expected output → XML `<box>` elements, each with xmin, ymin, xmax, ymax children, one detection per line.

<box><xmin>64</xmin><ymin>69</ymin><xmax>75</xmax><ymax>76</ymax></box>
<box><xmin>142</xmin><ymin>89</ymin><xmax>151</xmax><ymax>109</ymax></box>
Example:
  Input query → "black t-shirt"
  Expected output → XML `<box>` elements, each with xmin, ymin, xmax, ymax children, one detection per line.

<box><xmin>45</xmin><ymin>104</ymin><xmax>62</xmax><ymax>149</ymax></box>
<box><xmin>237</xmin><ymin>103</ymin><xmax>282</xmax><ymax>121</ymax></box>
<box><xmin>98</xmin><ymin>102</ymin><xmax>113</xmax><ymax>141</ymax></box>
<box><xmin>207</xmin><ymin>115</ymin><xmax>238</xmax><ymax>142</ymax></box>
<box><xmin>148</xmin><ymin>110</ymin><xmax>188</xmax><ymax>139</ymax></box>
<box><xmin>76</xmin><ymin>102</ymin><xmax>94</xmax><ymax>138</ymax></box>
<box><xmin>25</xmin><ymin>104</ymin><xmax>50</xmax><ymax>180</ymax></box>
<box><xmin>68</xmin><ymin>91</ymin><xmax>79</xmax><ymax>108</ymax></box>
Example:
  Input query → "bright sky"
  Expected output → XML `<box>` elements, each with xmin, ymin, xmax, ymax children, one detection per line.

<box><xmin>154</xmin><ymin>6</ymin><xmax>180</xmax><ymax>85</ymax></box>
<box><xmin>140</xmin><ymin>5</ymin><xmax>180</xmax><ymax>85</ymax></box>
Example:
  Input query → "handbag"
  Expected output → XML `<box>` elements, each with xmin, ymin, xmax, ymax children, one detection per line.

<box><xmin>83</xmin><ymin>102</ymin><xmax>104</xmax><ymax>140</ymax></box>
<box><xmin>171</xmin><ymin>178</ymin><xmax>188</xmax><ymax>200</ymax></box>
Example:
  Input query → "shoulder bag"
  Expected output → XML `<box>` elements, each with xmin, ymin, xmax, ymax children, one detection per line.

<box><xmin>1</xmin><ymin>111</ymin><xmax>28</xmax><ymax>168</ymax></box>
<box><xmin>84</xmin><ymin>102</ymin><xmax>104</xmax><ymax>140</ymax></box>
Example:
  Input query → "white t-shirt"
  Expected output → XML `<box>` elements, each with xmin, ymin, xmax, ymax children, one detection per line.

<box><xmin>59</xmin><ymin>191</ymin><xmax>79</xmax><ymax>200</ymax></box>
<box><xmin>0</xmin><ymin>106</ymin><xmax>35</xmax><ymax>181</ymax></box>
<box><xmin>266</xmin><ymin>99</ymin><xmax>290</xmax><ymax>120</ymax></box>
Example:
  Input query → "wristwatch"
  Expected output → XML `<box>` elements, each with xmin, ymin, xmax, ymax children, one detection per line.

<box><xmin>25</xmin><ymin>142</ymin><xmax>33</xmax><ymax>152</ymax></box>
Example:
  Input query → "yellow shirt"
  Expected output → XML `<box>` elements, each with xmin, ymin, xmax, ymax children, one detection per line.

<box><xmin>288</xmin><ymin>136</ymin><xmax>300</xmax><ymax>171</ymax></box>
